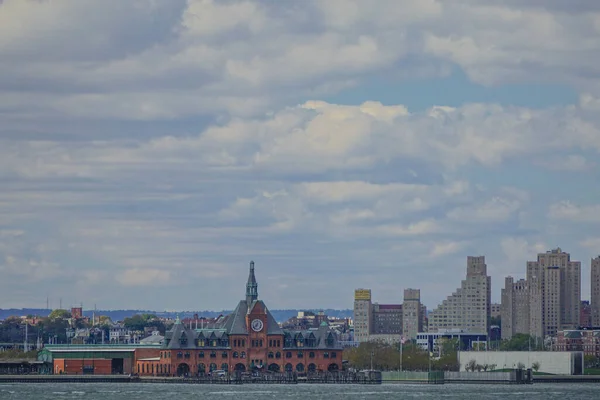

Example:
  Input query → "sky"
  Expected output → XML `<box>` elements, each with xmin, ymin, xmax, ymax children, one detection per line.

<box><xmin>1</xmin><ymin>0</ymin><xmax>600</xmax><ymax>312</ymax></box>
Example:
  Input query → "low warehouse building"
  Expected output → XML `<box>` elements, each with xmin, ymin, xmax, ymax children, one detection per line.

<box><xmin>39</xmin><ymin>344</ymin><xmax>161</xmax><ymax>375</ymax></box>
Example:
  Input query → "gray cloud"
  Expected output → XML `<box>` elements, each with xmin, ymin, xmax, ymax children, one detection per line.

<box><xmin>1</xmin><ymin>0</ymin><xmax>600</xmax><ymax>310</ymax></box>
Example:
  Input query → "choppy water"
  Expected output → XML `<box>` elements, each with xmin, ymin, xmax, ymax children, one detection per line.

<box><xmin>0</xmin><ymin>382</ymin><xmax>598</xmax><ymax>399</ymax></box>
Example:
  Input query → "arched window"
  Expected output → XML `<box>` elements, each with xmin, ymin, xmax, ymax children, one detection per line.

<box><xmin>297</xmin><ymin>351</ymin><xmax>303</xmax><ymax>358</ymax></box>
<box><xmin>210</xmin><ymin>351</ymin><xmax>217</xmax><ymax>358</ymax></box>
<box><xmin>221</xmin><ymin>363</ymin><xmax>229</xmax><ymax>372</ymax></box>
<box><xmin>285</xmin><ymin>363</ymin><xmax>293</xmax><ymax>372</ymax></box>
<box><xmin>268</xmin><ymin>352</ymin><xmax>274</xmax><ymax>359</ymax></box>
<box><xmin>296</xmin><ymin>363</ymin><xmax>304</xmax><ymax>372</ymax></box>
<box><xmin>286</xmin><ymin>352</ymin><xmax>292</xmax><ymax>359</ymax></box>
<box><xmin>241</xmin><ymin>351</ymin><xmax>246</xmax><ymax>359</ymax></box>
<box><xmin>209</xmin><ymin>363</ymin><xmax>217</xmax><ymax>372</ymax></box>
<box><xmin>199</xmin><ymin>351</ymin><xmax>204</xmax><ymax>358</ymax></box>
<box><xmin>222</xmin><ymin>351</ymin><xmax>228</xmax><ymax>358</ymax></box>
<box><xmin>233</xmin><ymin>351</ymin><xmax>239</xmax><ymax>358</ymax></box>
<box><xmin>177</xmin><ymin>352</ymin><xmax>183</xmax><ymax>359</ymax></box>
<box><xmin>309</xmin><ymin>352</ymin><xmax>315</xmax><ymax>358</ymax></box>
<box><xmin>184</xmin><ymin>352</ymin><xmax>190</xmax><ymax>359</ymax></box>
<box><xmin>331</xmin><ymin>352</ymin><xmax>337</xmax><ymax>359</ymax></box>
<box><xmin>275</xmin><ymin>351</ymin><xmax>281</xmax><ymax>359</ymax></box>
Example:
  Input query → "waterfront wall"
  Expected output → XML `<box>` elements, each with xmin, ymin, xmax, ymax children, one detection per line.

<box><xmin>445</xmin><ymin>371</ymin><xmax>512</xmax><ymax>381</ymax></box>
<box><xmin>458</xmin><ymin>351</ymin><xmax>583</xmax><ymax>375</ymax></box>
<box><xmin>382</xmin><ymin>371</ymin><xmax>444</xmax><ymax>383</ymax></box>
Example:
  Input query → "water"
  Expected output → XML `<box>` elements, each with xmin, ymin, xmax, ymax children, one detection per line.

<box><xmin>0</xmin><ymin>383</ymin><xmax>597</xmax><ymax>399</ymax></box>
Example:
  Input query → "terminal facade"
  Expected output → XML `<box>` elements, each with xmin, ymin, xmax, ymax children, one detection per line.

<box><xmin>144</xmin><ymin>261</ymin><xmax>343</xmax><ymax>376</ymax></box>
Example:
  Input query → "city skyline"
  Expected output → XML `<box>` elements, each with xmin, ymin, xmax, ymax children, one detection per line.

<box><xmin>2</xmin><ymin>1</ymin><xmax>600</xmax><ymax>310</ymax></box>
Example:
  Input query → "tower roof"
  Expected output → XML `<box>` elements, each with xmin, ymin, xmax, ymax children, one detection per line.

<box><xmin>246</xmin><ymin>260</ymin><xmax>258</xmax><ymax>304</ymax></box>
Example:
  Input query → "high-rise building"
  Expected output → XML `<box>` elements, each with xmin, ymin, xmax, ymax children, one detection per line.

<box><xmin>372</xmin><ymin>303</ymin><xmax>403</xmax><ymax>335</ymax></box>
<box><xmin>592</xmin><ymin>257</ymin><xmax>600</xmax><ymax>327</ymax></box>
<box><xmin>353</xmin><ymin>289</ymin><xmax>372</xmax><ymax>342</ymax></box>
<box><xmin>402</xmin><ymin>289</ymin><xmax>422</xmax><ymax>340</ymax></box>
<box><xmin>527</xmin><ymin>248</ymin><xmax>581</xmax><ymax>337</ymax></box>
<box><xmin>501</xmin><ymin>276</ymin><xmax>530</xmax><ymax>340</ymax></box>
<box><xmin>490</xmin><ymin>303</ymin><xmax>501</xmax><ymax>319</ymax></box>
<box><xmin>580</xmin><ymin>300</ymin><xmax>592</xmax><ymax>328</ymax></box>
<box><xmin>428</xmin><ymin>256</ymin><xmax>491</xmax><ymax>334</ymax></box>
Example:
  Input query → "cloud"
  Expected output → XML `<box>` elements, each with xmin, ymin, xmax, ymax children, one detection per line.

<box><xmin>1</xmin><ymin>0</ymin><xmax>600</xmax><ymax>309</ymax></box>
<box><xmin>534</xmin><ymin>154</ymin><xmax>596</xmax><ymax>172</ymax></box>
<box><xmin>548</xmin><ymin>201</ymin><xmax>600</xmax><ymax>223</ymax></box>
<box><xmin>116</xmin><ymin>268</ymin><xmax>172</xmax><ymax>287</ymax></box>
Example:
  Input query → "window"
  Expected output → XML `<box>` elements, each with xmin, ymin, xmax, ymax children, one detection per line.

<box><xmin>233</xmin><ymin>351</ymin><xmax>239</xmax><ymax>358</ymax></box>
<box><xmin>331</xmin><ymin>352</ymin><xmax>337</xmax><ymax>359</ymax></box>
<box><xmin>324</xmin><ymin>352</ymin><xmax>329</xmax><ymax>359</ymax></box>
<box><xmin>309</xmin><ymin>352</ymin><xmax>315</xmax><ymax>359</ymax></box>
<box><xmin>199</xmin><ymin>351</ymin><xmax>204</xmax><ymax>358</ymax></box>
<box><xmin>184</xmin><ymin>352</ymin><xmax>190</xmax><ymax>359</ymax></box>
<box><xmin>210</xmin><ymin>351</ymin><xmax>217</xmax><ymax>358</ymax></box>
<box><xmin>286</xmin><ymin>352</ymin><xmax>292</xmax><ymax>359</ymax></box>
<box><xmin>268</xmin><ymin>352</ymin><xmax>274</xmax><ymax>359</ymax></box>
<box><xmin>241</xmin><ymin>351</ymin><xmax>246</xmax><ymax>359</ymax></box>
<box><xmin>222</xmin><ymin>351</ymin><xmax>228</xmax><ymax>359</ymax></box>
<box><xmin>275</xmin><ymin>352</ymin><xmax>281</xmax><ymax>359</ymax></box>
<box><xmin>297</xmin><ymin>351</ymin><xmax>303</xmax><ymax>358</ymax></box>
<box><xmin>177</xmin><ymin>352</ymin><xmax>183</xmax><ymax>359</ymax></box>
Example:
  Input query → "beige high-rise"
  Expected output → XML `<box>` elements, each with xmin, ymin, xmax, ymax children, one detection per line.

<box><xmin>592</xmin><ymin>257</ymin><xmax>600</xmax><ymax>326</ymax></box>
<box><xmin>429</xmin><ymin>256</ymin><xmax>491</xmax><ymax>334</ymax></box>
<box><xmin>402</xmin><ymin>288</ymin><xmax>422</xmax><ymax>340</ymax></box>
<box><xmin>527</xmin><ymin>248</ymin><xmax>581</xmax><ymax>337</ymax></box>
<box><xmin>353</xmin><ymin>289</ymin><xmax>372</xmax><ymax>342</ymax></box>
<box><xmin>501</xmin><ymin>276</ymin><xmax>530</xmax><ymax>340</ymax></box>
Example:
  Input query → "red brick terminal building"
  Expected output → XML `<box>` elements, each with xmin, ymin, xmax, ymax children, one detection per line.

<box><xmin>138</xmin><ymin>261</ymin><xmax>343</xmax><ymax>376</ymax></box>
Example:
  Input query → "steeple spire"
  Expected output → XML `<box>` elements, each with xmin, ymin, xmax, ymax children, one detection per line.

<box><xmin>246</xmin><ymin>261</ymin><xmax>258</xmax><ymax>304</ymax></box>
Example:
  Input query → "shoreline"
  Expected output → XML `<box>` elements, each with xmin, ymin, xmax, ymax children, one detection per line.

<box><xmin>1</xmin><ymin>374</ymin><xmax>599</xmax><ymax>384</ymax></box>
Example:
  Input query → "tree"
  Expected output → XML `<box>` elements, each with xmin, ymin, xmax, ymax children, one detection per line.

<box><xmin>584</xmin><ymin>355</ymin><xmax>599</xmax><ymax>369</ymax></box>
<box><xmin>48</xmin><ymin>309</ymin><xmax>71</xmax><ymax>321</ymax></box>
<box><xmin>500</xmin><ymin>334</ymin><xmax>543</xmax><ymax>351</ymax></box>
<box><xmin>531</xmin><ymin>361</ymin><xmax>540</xmax><ymax>372</ymax></box>
<box><xmin>489</xmin><ymin>364</ymin><xmax>497</xmax><ymax>371</ymax></box>
<box><xmin>466</xmin><ymin>359</ymin><xmax>477</xmax><ymax>372</ymax></box>
<box><xmin>517</xmin><ymin>362</ymin><xmax>525</xmax><ymax>370</ymax></box>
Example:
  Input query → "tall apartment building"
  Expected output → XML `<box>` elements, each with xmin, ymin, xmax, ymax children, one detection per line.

<box><xmin>428</xmin><ymin>256</ymin><xmax>491</xmax><ymax>334</ymax></box>
<box><xmin>402</xmin><ymin>289</ymin><xmax>422</xmax><ymax>340</ymax></box>
<box><xmin>527</xmin><ymin>248</ymin><xmax>581</xmax><ymax>337</ymax></box>
<box><xmin>501</xmin><ymin>276</ymin><xmax>530</xmax><ymax>340</ymax></box>
<box><xmin>592</xmin><ymin>256</ymin><xmax>600</xmax><ymax>326</ymax></box>
<box><xmin>353</xmin><ymin>289</ymin><xmax>372</xmax><ymax>342</ymax></box>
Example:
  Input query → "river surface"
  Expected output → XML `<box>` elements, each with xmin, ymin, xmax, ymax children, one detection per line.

<box><xmin>0</xmin><ymin>382</ymin><xmax>597</xmax><ymax>399</ymax></box>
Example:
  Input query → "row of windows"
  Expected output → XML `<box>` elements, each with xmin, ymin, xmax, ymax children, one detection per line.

<box><xmin>139</xmin><ymin>363</ymin><xmax>171</xmax><ymax>374</ymax></box>
<box><xmin>163</xmin><ymin>350</ymin><xmax>337</xmax><ymax>360</ymax></box>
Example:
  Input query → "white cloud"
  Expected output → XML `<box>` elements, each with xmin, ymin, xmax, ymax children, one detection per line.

<box><xmin>116</xmin><ymin>268</ymin><xmax>171</xmax><ymax>287</ymax></box>
<box><xmin>1</xmin><ymin>0</ymin><xmax>600</xmax><ymax>309</ymax></box>
<box><xmin>548</xmin><ymin>201</ymin><xmax>600</xmax><ymax>223</ymax></box>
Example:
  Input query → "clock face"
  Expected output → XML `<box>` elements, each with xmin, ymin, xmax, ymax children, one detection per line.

<box><xmin>251</xmin><ymin>319</ymin><xmax>264</xmax><ymax>332</ymax></box>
